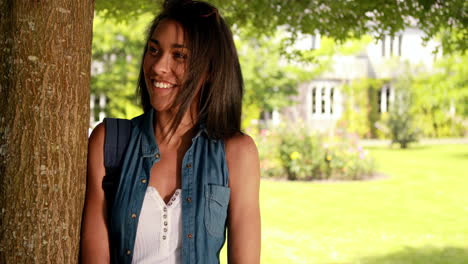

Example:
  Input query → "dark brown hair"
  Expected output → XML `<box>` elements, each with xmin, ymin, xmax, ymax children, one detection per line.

<box><xmin>137</xmin><ymin>0</ymin><xmax>243</xmax><ymax>139</ymax></box>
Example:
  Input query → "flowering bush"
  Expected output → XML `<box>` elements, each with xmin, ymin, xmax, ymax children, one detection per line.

<box><xmin>254</xmin><ymin>123</ymin><xmax>375</xmax><ymax>181</ymax></box>
<box><xmin>255</xmin><ymin>128</ymin><xmax>286</xmax><ymax>178</ymax></box>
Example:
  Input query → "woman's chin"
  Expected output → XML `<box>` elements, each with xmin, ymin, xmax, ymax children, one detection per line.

<box><xmin>151</xmin><ymin>103</ymin><xmax>173</xmax><ymax>112</ymax></box>
<box><xmin>148</xmin><ymin>87</ymin><xmax>178</xmax><ymax>112</ymax></box>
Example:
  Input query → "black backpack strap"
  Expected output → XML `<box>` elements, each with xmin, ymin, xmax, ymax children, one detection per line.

<box><xmin>102</xmin><ymin>118</ymin><xmax>132</xmax><ymax>209</ymax></box>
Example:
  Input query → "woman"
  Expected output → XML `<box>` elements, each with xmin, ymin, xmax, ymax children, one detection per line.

<box><xmin>80</xmin><ymin>1</ymin><xmax>261</xmax><ymax>263</ymax></box>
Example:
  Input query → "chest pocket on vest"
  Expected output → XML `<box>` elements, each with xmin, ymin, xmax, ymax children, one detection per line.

<box><xmin>204</xmin><ymin>184</ymin><xmax>230</xmax><ymax>237</ymax></box>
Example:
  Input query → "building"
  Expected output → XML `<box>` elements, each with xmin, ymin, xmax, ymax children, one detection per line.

<box><xmin>277</xmin><ymin>28</ymin><xmax>440</xmax><ymax>134</ymax></box>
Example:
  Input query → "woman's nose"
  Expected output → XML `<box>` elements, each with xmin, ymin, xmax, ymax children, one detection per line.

<box><xmin>153</xmin><ymin>53</ymin><xmax>170</xmax><ymax>75</ymax></box>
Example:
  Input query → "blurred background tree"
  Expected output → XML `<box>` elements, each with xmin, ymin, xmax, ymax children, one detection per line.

<box><xmin>236</xmin><ymin>35</ymin><xmax>302</xmax><ymax>129</ymax></box>
<box><xmin>96</xmin><ymin>0</ymin><xmax>467</xmax><ymax>54</ymax></box>
<box><xmin>387</xmin><ymin>74</ymin><xmax>421</xmax><ymax>148</ymax></box>
<box><xmin>90</xmin><ymin>14</ymin><xmax>151</xmax><ymax>120</ymax></box>
<box><xmin>410</xmin><ymin>52</ymin><xmax>468</xmax><ymax>137</ymax></box>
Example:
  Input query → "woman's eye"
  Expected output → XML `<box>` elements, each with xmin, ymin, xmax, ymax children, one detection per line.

<box><xmin>148</xmin><ymin>46</ymin><xmax>159</xmax><ymax>54</ymax></box>
<box><xmin>174</xmin><ymin>52</ymin><xmax>187</xmax><ymax>60</ymax></box>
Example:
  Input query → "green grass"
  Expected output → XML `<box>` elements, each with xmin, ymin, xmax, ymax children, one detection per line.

<box><xmin>221</xmin><ymin>144</ymin><xmax>468</xmax><ymax>263</ymax></box>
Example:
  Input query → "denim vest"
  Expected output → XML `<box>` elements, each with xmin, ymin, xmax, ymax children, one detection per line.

<box><xmin>108</xmin><ymin>109</ymin><xmax>230</xmax><ymax>264</ymax></box>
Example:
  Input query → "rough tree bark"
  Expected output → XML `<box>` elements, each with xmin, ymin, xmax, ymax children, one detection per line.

<box><xmin>0</xmin><ymin>0</ymin><xmax>94</xmax><ymax>263</ymax></box>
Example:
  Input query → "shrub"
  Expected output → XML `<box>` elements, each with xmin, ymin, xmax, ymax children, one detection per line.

<box><xmin>255</xmin><ymin>123</ymin><xmax>376</xmax><ymax>181</ymax></box>
<box><xmin>277</xmin><ymin>126</ymin><xmax>326</xmax><ymax>180</ymax></box>
<box><xmin>387</xmin><ymin>81</ymin><xmax>420</xmax><ymax>149</ymax></box>
<box><xmin>255</xmin><ymin>128</ymin><xmax>285</xmax><ymax>179</ymax></box>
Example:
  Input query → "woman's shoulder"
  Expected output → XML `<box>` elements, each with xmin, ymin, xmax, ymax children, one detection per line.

<box><xmin>225</xmin><ymin>132</ymin><xmax>258</xmax><ymax>158</ymax></box>
<box><xmin>89</xmin><ymin>122</ymin><xmax>105</xmax><ymax>148</ymax></box>
<box><xmin>224</xmin><ymin>133</ymin><xmax>260</xmax><ymax>204</ymax></box>
<box><xmin>224</xmin><ymin>133</ymin><xmax>259</xmax><ymax>173</ymax></box>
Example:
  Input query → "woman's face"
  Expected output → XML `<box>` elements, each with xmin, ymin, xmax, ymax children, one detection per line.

<box><xmin>143</xmin><ymin>19</ymin><xmax>188</xmax><ymax>111</ymax></box>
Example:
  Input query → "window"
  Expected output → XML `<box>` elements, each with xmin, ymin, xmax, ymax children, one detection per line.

<box><xmin>321</xmin><ymin>87</ymin><xmax>326</xmax><ymax>114</ymax></box>
<box><xmin>312</xmin><ymin>87</ymin><xmax>317</xmax><ymax>114</ymax></box>
<box><xmin>378</xmin><ymin>85</ymin><xmax>392</xmax><ymax>113</ymax></box>
<box><xmin>377</xmin><ymin>89</ymin><xmax>382</xmax><ymax>112</ymax></box>
<box><xmin>398</xmin><ymin>35</ymin><xmax>403</xmax><ymax>56</ymax></box>
<box><xmin>382</xmin><ymin>34</ymin><xmax>402</xmax><ymax>57</ymax></box>
<box><xmin>381</xmin><ymin>35</ymin><xmax>386</xmax><ymax>57</ymax></box>
<box><xmin>311</xmin><ymin>84</ymin><xmax>336</xmax><ymax>117</ymax></box>
<box><xmin>390</xmin><ymin>36</ymin><xmax>394</xmax><ymax>56</ymax></box>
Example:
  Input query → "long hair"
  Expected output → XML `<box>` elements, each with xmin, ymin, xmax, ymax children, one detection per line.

<box><xmin>137</xmin><ymin>0</ymin><xmax>243</xmax><ymax>139</ymax></box>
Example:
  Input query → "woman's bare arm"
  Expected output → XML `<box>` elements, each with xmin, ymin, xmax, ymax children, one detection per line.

<box><xmin>226</xmin><ymin>134</ymin><xmax>261</xmax><ymax>264</ymax></box>
<box><xmin>80</xmin><ymin>123</ymin><xmax>110</xmax><ymax>263</ymax></box>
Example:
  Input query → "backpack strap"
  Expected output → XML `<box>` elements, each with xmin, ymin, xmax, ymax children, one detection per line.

<box><xmin>102</xmin><ymin>118</ymin><xmax>132</xmax><ymax>209</ymax></box>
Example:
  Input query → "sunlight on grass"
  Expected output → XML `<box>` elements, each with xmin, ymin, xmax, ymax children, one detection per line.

<box><xmin>221</xmin><ymin>144</ymin><xmax>468</xmax><ymax>264</ymax></box>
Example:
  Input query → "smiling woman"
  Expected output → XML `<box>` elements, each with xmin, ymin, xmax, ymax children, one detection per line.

<box><xmin>137</xmin><ymin>0</ymin><xmax>244</xmax><ymax>140</ymax></box>
<box><xmin>80</xmin><ymin>1</ymin><xmax>261</xmax><ymax>264</ymax></box>
<box><xmin>143</xmin><ymin>20</ymin><xmax>188</xmax><ymax>112</ymax></box>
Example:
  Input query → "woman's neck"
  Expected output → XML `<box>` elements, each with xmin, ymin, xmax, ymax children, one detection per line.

<box><xmin>153</xmin><ymin>108</ymin><xmax>197</xmax><ymax>147</ymax></box>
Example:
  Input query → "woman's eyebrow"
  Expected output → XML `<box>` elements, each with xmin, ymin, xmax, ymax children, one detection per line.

<box><xmin>149</xmin><ymin>38</ymin><xmax>159</xmax><ymax>45</ymax></box>
<box><xmin>172</xmin><ymin>43</ymin><xmax>187</xmax><ymax>49</ymax></box>
<box><xmin>149</xmin><ymin>38</ymin><xmax>186</xmax><ymax>49</ymax></box>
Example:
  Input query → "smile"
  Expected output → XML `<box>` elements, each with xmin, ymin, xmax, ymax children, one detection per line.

<box><xmin>153</xmin><ymin>81</ymin><xmax>175</xmax><ymax>89</ymax></box>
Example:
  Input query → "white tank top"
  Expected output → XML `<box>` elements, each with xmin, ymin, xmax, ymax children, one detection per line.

<box><xmin>132</xmin><ymin>186</ymin><xmax>182</xmax><ymax>264</ymax></box>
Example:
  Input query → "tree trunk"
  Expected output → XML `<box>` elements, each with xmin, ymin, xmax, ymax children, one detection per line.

<box><xmin>0</xmin><ymin>0</ymin><xmax>94</xmax><ymax>263</ymax></box>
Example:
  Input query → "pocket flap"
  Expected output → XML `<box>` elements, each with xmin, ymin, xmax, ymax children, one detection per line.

<box><xmin>205</xmin><ymin>184</ymin><xmax>230</xmax><ymax>206</ymax></box>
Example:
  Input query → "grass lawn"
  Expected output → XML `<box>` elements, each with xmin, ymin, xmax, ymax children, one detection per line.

<box><xmin>221</xmin><ymin>143</ymin><xmax>468</xmax><ymax>263</ymax></box>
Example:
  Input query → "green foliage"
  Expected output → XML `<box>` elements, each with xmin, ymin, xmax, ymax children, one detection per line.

<box><xmin>410</xmin><ymin>53</ymin><xmax>468</xmax><ymax>137</ymax></box>
<box><xmin>91</xmin><ymin>14</ymin><xmax>152</xmax><ymax>119</ymax></box>
<box><xmin>255</xmin><ymin>123</ymin><xmax>375</xmax><ymax>181</ymax></box>
<box><xmin>95</xmin><ymin>0</ymin><xmax>160</xmax><ymax>20</ymax></box>
<box><xmin>339</xmin><ymin>78</ymin><xmax>387</xmax><ymax>139</ymax></box>
<box><xmin>387</xmin><ymin>77</ymin><xmax>420</xmax><ymax>149</ymax></box>
<box><xmin>236</xmin><ymin>35</ymin><xmax>308</xmax><ymax>130</ymax></box>
<box><xmin>253</xmin><ymin>128</ymin><xmax>285</xmax><ymax>179</ymax></box>
<box><xmin>96</xmin><ymin>0</ymin><xmax>467</xmax><ymax>54</ymax></box>
<box><xmin>276</xmin><ymin>125</ymin><xmax>326</xmax><ymax>181</ymax></box>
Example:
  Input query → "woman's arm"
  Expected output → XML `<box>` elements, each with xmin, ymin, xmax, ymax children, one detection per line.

<box><xmin>225</xmin><ymin>134</ymin><xmax>261</xmax><ymax>264</ymax></box>
<box><xmin>80</xmin><ymin>123</ymin><xmax>111</xmax><ymax>263</ymax></box>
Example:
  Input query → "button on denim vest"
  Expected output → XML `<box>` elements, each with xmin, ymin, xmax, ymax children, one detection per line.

<box><xmin>108</xmin><ymin>109</ymin><xmax>230</xmax><ymax>264</ymax></box>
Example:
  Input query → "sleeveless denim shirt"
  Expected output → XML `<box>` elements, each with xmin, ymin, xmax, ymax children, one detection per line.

<box><xmin>108</xmin><ymin>109</ymin><xmax>230</xmax><ymax>264</ymax></box>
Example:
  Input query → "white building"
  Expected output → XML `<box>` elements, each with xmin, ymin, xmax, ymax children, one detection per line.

<box><xmin>279</xmin><ymin>27</ymin><xmax>440</xmax><ymax>133</ymax></box>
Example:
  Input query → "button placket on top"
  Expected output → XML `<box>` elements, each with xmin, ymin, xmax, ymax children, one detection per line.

<box><xmin>147</xmin><ymin>186</ymin><xmax>181</xmax><ymax>254</ymax></box>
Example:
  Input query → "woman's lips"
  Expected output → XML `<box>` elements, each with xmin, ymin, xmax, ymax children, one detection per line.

<box><xmin>150</xmin><ymin>80</ymin><xmax>177</xmax><ymax>96</ymax></box>
<box><xmin>153</xmin><ymin>81</ymin><xmax>176</xmax><ymax>89</ymax></box>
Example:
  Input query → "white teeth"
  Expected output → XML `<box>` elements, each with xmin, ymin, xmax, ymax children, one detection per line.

<box><xmin>153</xmin><ymin>81</ymin><xmax>174</xmax><ymax>89</ymax></box>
